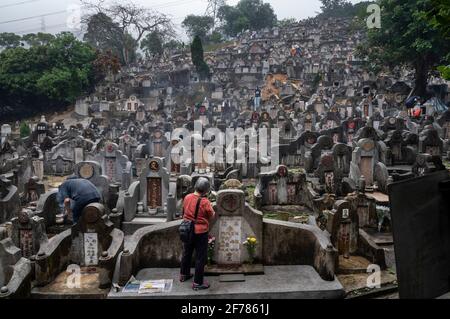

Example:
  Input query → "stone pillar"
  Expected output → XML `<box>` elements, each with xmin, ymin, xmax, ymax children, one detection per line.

<box><xmin>166</xmin><ymin>194</ymin><xmax>176</xmax><ymax>222</ymax></box>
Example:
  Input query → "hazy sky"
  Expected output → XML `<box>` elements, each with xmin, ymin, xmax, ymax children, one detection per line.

<box><xmin>0</xmin><ymin>0</ymin><xmax>364</xmax><ymax>39</ymax></box>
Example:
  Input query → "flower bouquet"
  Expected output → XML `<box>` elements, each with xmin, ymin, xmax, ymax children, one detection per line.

<box><xmin>243</xmin><ymin>236</ymin><xmax>258</xmax><ymax>264</ymax></box>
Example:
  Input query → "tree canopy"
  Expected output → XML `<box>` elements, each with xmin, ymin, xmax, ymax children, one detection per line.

<box><xmin>0</xmin><ymin>33</ymin><xmax>22</xmax><ymax>49</ymax></box>
<box><xmin>0</xmin><ymin>33</ymin><xmax>101</xmax><ymax>120</ymax></box>
<box><xmin>182</xmin><ymin>15</ymin><xmax>215</xmax><ymax>41</ymax></box>
<box><xmin>191</xmin><ymin>35</ymin><xmax>210</xmax><ymax>80</ymax></box>
<box><xmin>141</xmin><ymin>31</ymin><xmax>164</xmax><ymax>58</ymax></box>
<box><xmin>82</xmin><ymin>1</ymin><xmax>174</xmax><ymax>65</ymax></box>
<box><xmin>426</xmin><ymin>0</ymin><xmax>450</xmax><ymax>80</ymax></box>
<box><xmin>218</xmin><ymin>0</ymin><xmax>277</xmax><ymax>37</ymax></box>
<box><xmin>357</xmin><ymin>0</ymin><xmax>450</xmax><ymax>97</ymax></box>
<box><xmin>318</xmin><ymin>0</ymin><xmax>374</xmax><ymax>19</ymax></box>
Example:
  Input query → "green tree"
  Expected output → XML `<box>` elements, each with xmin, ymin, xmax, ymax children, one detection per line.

<box><xmin>358</xmin><ymin>0</ymin><xmax>450</xmax><ymax>97</ymax></box>
<box><xmin>141</xmin><ymin>31</ymin><xmax>164</xmax><ymax>58</ymax></box>
<box><xmin>21</xmin><ymin>33</ymin><xmax>55</xmax><ymax>47</ymax></box>
<box><xmin>182</xmin><ymin>15</ymin><xmax>214</xmax><ymax>41</ymax></box>
<box><xmin>0</xmin><ymin>33</ymin><xmax>22</xmax><ymax>49</ymax></box>
<box><xmin>164</xmin><ymin>39</ymin><xmax>185</xmax><ymax>52</ymax></box>
<box><xmin>191</xmin><ymin>35</ymin><xmax>210</xmax><ymax>80</ymax></box>
<box><xmin>83</xmin><ymin>12</ymin><xmax>129</xmax><ymax>64</ymax></box>
<box><xmin>426</xmin><ymin>0</ymin><xmax>450</xmax><ymax>80</ymax></box>
<box><xmin>82</xmin><ymin>2</ymin><xmax>173</xmax><ymax>65</ymax></box>
<box><xmin>218</xmin><ymin>0</ymin><xmax>277</xmax><ymax>37</ymax></box>
<box><xmin>19</xmin><ymin>122</ymin><xmax>31</xmax><ymax>138</ymax></box>
<box><xmin>0</xmin><ymin>32</ymin><xmax>98</xmax><ymax>120</ymax></box>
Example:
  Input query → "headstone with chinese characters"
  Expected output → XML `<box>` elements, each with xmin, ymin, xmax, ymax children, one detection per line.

<box><xmin>210</xmin><ymin>190</ymin><xmax>263</xmax><ymax>265</ymax></box>
<box><xmin>138</xmin><ymin>157</ymin><xmax>170</xmax><ymax>215</ymax></box>
<box><xmin>92</xmin><ymin>142</ymin><xmax>132</xmax><ymax>190</ymax></box>
<box><xmin>11</xmin><ymin>209</ymin><xmax>48</xmax><ymax>258</ymax></box>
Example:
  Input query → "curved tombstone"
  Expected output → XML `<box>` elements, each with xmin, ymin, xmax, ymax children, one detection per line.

<box><xmin>315</xmin><ymin>154</ymin><xmax>343</xmax><ymax>195</ymax></box>
<box><xmin>74</xmin><ymin>161</ymin><xmax>111</xmax><ymax>212</ymax></box>
<box><xmin>0</xmin><ymin>175</ymin><xmax>20</xmax><ymax>224</ymax></box>
<box><xmin>0</xmin><ymin>238</ymin><xmax>32</xmax><ymax>299</ymax></box>
<box><xmin>33</xmin><ymin>203</ymin><xmax>124</xmax><ymax>297</ymax></box>
<box><xmin>91</xmin><ymin>142</ymin><xmax>132</xmax><ymax>190</ymax></box>
<box><xmin>350</xmin><ymin>138</ymin><xmax>388</xmax><ymax>191</ymax></box>
<box><xmin>34</xmin><ymin>189</ymin><xmax>60</xmax><ymax>232</ymax></box>
<box><xmin>306</xmin><ymin>135</ymin><xmax>334</xmax><ymax>173</ymax></box>
<box><xmin>11</xmin><ymin>209</ymin><xmax>48</xmax><ymax>259</ymax></box>
<box><xmin>332</xmin><ymin>143</ymin><xmax>352</xmax><ymax>176</ymax></box>
<box><xmin>384</xmin><ymin>130</ymin><xmax>417</xmax><ymax>165</ymax></box>
<box><xmin>21</xmin><ymin>176</ymin><xmax>45</xmax><ymax>206</ymax></box>
<box><xmin>412</xmin><ymin>154</ymin><xmax>446</xmax><ymax>177</ymax></box>
<box><xmin>419</xmin><ymin>127</ymin><xmax>444</xmax><ymax>156</ymax></box>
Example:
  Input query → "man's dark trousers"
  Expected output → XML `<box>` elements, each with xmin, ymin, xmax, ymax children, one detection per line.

<box><xmin>181</xmin><ymin>232</ymin><xmax>208</xmax><ymax>285</ymax></box>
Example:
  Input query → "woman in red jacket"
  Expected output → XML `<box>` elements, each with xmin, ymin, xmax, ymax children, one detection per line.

<box><xmin>180</xmin><ymin>178</ymin><xmax>216</xmax><ymax>290</ymax></box>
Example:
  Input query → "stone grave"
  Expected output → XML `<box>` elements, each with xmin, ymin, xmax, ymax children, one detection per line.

<box><xmin>33</xmin><ymin>203</ymin><xmax>124</xmax><ymax>298</ymax></box>
<box><xmin>0</xmin><ymin>175</ymin><xmax>20</xmax><ymax>224</ymax></box>
<box><xmin>121</xmin><ymin>157</ymin><xmax>175</xmax><ymax>234</ymax></box>
<box><xmin>11</xmin><ymin>209</ymin><xmax>48</xmax><ymax>259</ymax></box>
<box><xmin>207</xmin><ymin>189</ymin><xmax>263</xmax><ymax>274</ymax></box>
<box><xmin>74</xmin><ymin>161</ymin><xmax>111</xmax><ymax>212</ymax></box>
<box><xmin>91</xmin><ymin>142</ymin><xmax>132</xmax><ymax>190</ymax></box>
<box><xmin>324</xmin><ymin>200</ymin><xmax>386</xmax><ymax>274</ymax></box>
<box><xmin>0</xmin><ymin>238</ymin><xmax>32</xmax><ymax>299</ymax></box>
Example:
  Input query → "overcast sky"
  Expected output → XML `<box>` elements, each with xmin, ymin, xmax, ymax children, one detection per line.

<box><xmin>0</xmin><ymin>0</ymin><xmax>364</xmax><ymax>39</ymax></box>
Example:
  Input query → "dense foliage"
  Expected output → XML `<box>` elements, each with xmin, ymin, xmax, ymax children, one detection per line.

<box><xmin>357</xmin><ymin>0</ymin><xmax>450</xmax><ymax>97</ymax></box>
<box><xmin>426</xmin><ymin>0</ymin><xmax>450</xmax><ymax>80</ymax></box>
<box><xmin>182</xmin><ymin>15</ymin><xmax>215</xmax><ymax>42</ymax></box>
<box><xmin>218</xmin><ymin>0</ymin><xmax>277</xmax><ymax>37</ymax></box>
<box><xmin>191</xmin><ymin>35</ymin><xmax>210</xmax><ymax>80</ymax></box>
<box><xmin>0</xmin><ymin>33</ymin><xmax>101</xmax><ymax>120</ymax></box>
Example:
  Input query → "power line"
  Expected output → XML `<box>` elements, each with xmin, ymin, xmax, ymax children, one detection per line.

<box><xmin>0</xmin><ymin>10</ymin><xmax>66</xmax><ymax>25</ymax></box>
<box><xmin>0</xmin><ymin>0</ymin><xmax>41</xmax><ymax>9</ymax></box>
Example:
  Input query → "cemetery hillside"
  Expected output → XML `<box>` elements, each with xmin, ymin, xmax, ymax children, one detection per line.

<box><xmin>0</xmin><ymin>0</ymin><xmax>450</xmax><ymax>304</ymax></box>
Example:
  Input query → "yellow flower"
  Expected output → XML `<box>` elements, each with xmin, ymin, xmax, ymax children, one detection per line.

<box><xmin>250</xmin><ymin>237</ymin><xmax>257</xmax><ymax>244</ymax></box>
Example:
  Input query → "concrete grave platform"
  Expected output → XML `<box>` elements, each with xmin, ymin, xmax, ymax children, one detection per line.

<box><xmin>31</xmin><ymin>267</ymin><xmax>110</xmax><ymax>299</ymax></box>
<box><xmin>108</xmin><ymin>265</ymin><xmax>345</xmax><ymax>299</ymax></box>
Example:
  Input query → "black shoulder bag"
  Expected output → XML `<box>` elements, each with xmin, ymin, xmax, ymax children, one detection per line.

<box><xmin>179</xmin><ymin>197</ymin><xmax>202</xmax><ymax>243</ymax></box>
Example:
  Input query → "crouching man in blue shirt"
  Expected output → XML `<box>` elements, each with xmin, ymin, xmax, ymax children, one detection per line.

<box><xmin>56</xmin><ymin>176</ymin><xmax>102</xmax><ymax>224</ymax></box>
